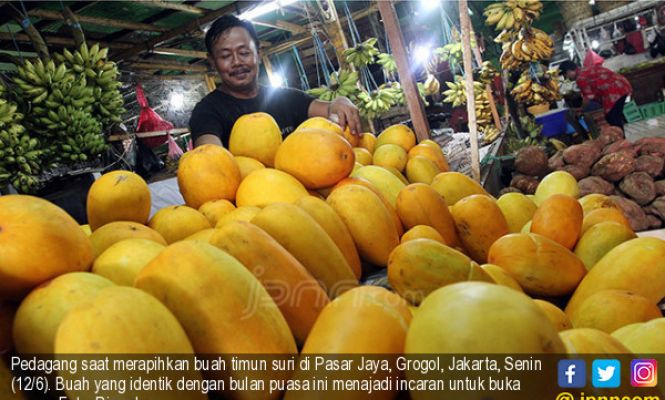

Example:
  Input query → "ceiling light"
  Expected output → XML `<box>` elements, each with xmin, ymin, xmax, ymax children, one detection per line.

<box><xmin>169</xmin><ymin>92</ymin><xmax>184</xmax><ymax>110</ymax></box>
<box><xmin>240</xmin><ymin>0</ymin><xmax>298</xmax><ymax>21</ymax></box>
<box><xmin>270</xmin><ymin>72</ymin><xmax>285</xmax><ymax>87</ymax></box>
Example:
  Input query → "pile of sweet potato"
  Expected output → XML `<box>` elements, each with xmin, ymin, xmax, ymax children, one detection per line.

<box><xmin>505</xmin><ymin>126</ymin><xmax>665</xmax><ymax>231</ymax></box>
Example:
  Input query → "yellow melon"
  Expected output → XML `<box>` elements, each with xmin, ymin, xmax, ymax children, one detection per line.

<box><xmin>198</xmin><ymin>199</ymin><xmax>236</xmax><ymax>226</ymax></box>
<box><xmin>234</xmin><ymin>156</ymin><xmax>265</xmax><ymax>181</ymax></box>
<box><xmin>401</xmin><ymin>225</ymin><xmax>446</xmax><ymax>244</ymax></box>
<box><xmin>80</xmin><ymin>224</ymin><xmax>92</xmax><ymax>236</ymax></box>
<box><xmin>612</xmin><ymin>318</ymin><xmax>665</xmax><ymax>353</ymax></box>
<box><xmin>571</xmin><ymin>289</ymin><xmax>661</xmax><ymax>333</ymax></box>
<box><xmin>86</xmin><ymin>170</ymin><xmax>151</xmax><ymax>231</ymax></box>
<box><xmin>480</xmin><ymin>264</ymin><xmax>523</xmax><ymax>293</ymax></box>
<box><xmin>183</xmin><ymin>228</ymin><xmax>216</xmax><ymax>242</ymax></box>
<box><xmin>430</xmin><ymin>172</ymin><xmax>489</xmax><ymax>205</ymax></box>
<box><xmin>13</xmin><ymin>272</ymin><xmax>114</xmax><ymax>354</ymax></box>
<box><xmin>353</xmin><ymin>147</ymin><xmax>373</xmax><ymax>165</ymax></box>
<box><xmin>560</xmin><ymin>328</ymin><xmax>630</xmax><ymax>354</ymax></box>
<box><xmin>407</xmin><ymin>144</ymin><xmax>449</xmax><ymax>172</ymax></box>
<box><xmin>359</xmin><ymin>132</ymin><xmax>377</xmax><ymax>153</ymax></box>
<box><xmin>418</xmin><ymin>139</ymin><xmax>441</xmax><ymax>152</ymax></box>
<box><xmin>54</xmin><ymin>286</ymin><xmax>204</xmax><ymax>400</ymax></box>
<box><xmin>215</xmin><ymin>206</ymin><xmax>262</xmax><ymax>228</ymax></box>
<box><xmin>373</xmin><ymin>143</ymin><xmax>408</xmax><ymax>172</ymax></box>
<box><xmin>0</xmin><ymin>195</ymin><xmax>94</xmax><ymax>299</ymax></box>
<box><xmin>229</xmin><ymin>112</ymin><xmax>282</xmax><ymax>166</ymax></box>
<box><xmin>178</xmin><ymin>144</ymin><xmax>241</xmax><ymax>208</ymax></box>
<box><xmin>92</xmin><ymin>238</ymin><xmax>165</xmax><ymax>286</ymax></box>
<box><xmin>533</xmin><ymin>299</ymin><xmax>572</xmax><ymax>332</ymax></box>
<box><xmin>405</xmin><ymin>156</ymin><xmax>441</xmax><ymax>184</ymax></box>
<box><xmin>496</xmin><ymin>192</ymin><xmax>538</xmax><ymax>233</ymax></box>
<box><xmin>236</xmin><ymin>168</ymin><xmax>309</xmax><ymax>207</ymax></box>
<box><xmin>534</xmin><ymin>171</ymin><xmax>579</xmax><ymax>205</ymax></box>
<box><xmin>148</xmin><ymin>205</ymin><xmax>211</xmax><ymax>244</ymax></box>
<box><xmin>376</xmin><ymin>124</ymin><xmax>416</xmax><ymax>151</ymax></box>
<box><xmin>351</xmin><ymin>165</ymin><xmax>405</xmax><ymax>207</ymax></box>
<box><xmin>274</xmin><ymin>128</ymin><xmax>355</xmax><ymax>189</ymax></box>
<box><xmin>89</xmin><ymin>221</ymin><xmax>166</xmax><ymax>258</ymax></box>
<box><xmin>406</xmin><ymin>282</ymin><xmax>565</xmax><ymax>353</ymax></box>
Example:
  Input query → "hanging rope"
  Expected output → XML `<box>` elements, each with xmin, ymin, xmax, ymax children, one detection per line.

<box><xmin>7</xmin><ymin>26</ymin><xmax>24</xmax><ymax>63</ymax></box>
<box><xmin>312</xmin><ymin>30</ymin><xmax>335</xmax><ymax>86</ymax></box>
<box><xmin>291</xmin><ymin>45</ymin><xmax>310</xmax><ymax>90</ymax></box>
<box><xmin>343</xmin><ymin>1</ymin><xmax>361</xmax><ymax>47</ymax></box>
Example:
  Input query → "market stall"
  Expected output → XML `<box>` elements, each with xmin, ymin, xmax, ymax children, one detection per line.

<box><xmin>1</xmin><ymin>1</ymin><xmax>665</xmax><ymax>399</ymax></box>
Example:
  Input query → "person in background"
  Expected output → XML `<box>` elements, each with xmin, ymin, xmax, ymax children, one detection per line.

<box><xmin>559</xmin><ymin>51</ymin><xmax>633</xmax><ymax>129</ymax></box>
<box><xmin>190</xmin><ymin>15</ymin><xmax>362</xmax><ymax>147</ymax></box>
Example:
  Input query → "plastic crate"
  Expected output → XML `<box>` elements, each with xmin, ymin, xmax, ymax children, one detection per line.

<box><xmin>639</xmin><ymin>101</ymin><xmax>665</xmax><ymax>119</ymax></box>
<box><xmin>535</xmin><ymin>109</ymin><xmax>568</xmax><ymax>137</ymax></box>
<box><xmin>623</xmin><ymin>101</ymin><xmax>642</xmax><ymax>122</ymax></box>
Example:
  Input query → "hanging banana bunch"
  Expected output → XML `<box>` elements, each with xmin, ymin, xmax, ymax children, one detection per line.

<box><xmin>477</xmin><ymin>61</ymin><xmax>499</xmax><ymax>85</ymax></box>
<box><xmin>511</xmin><ymin>70</ymin><xmax>562</xmax><ymax>105</ymax></box>
<box><xmin>484</xmin><ymin>0</ymin><xmax>543</xmax><ymax>31</ymax></box>
<box><xmin>377</xmin><ymin>53</ymin><xmax>397</xmax><ymax>74</ymax></box>
<box><xmin>54</xmin><ymin>42</ymin><xmax>125</xmax><ymax>126</ymax></box>
<box><xmin>343</xmin><ymin>38</ymin><xmax>380</xmax><ymax>69</ymax></box>
<box><xmin>358</xmin><ymin>87</ymin><xmax>400</xmax><ymax>119</ymax></box>
<box><xmin>307</xmin><ymin>69</ymin><xmax>361</xmax><ymax>102</ymax></box>
<box><xmin>423</xmin><ymin>74</ymin><xmax>440</xmax><ymax>97</ymax></box>
<box><xmin>0</xmin><ymin>88</ymin><xmax>45</xmax><ymax>193</ymax></box>
<box><xmin>380</xmin><ymin>81</ymin><xmax>405</xmax><ymax>106</ymax></box>
<box><xmin>507</xmin><ymin>28</ymin><xmax>554</xmax><ymax>63</ymax></box>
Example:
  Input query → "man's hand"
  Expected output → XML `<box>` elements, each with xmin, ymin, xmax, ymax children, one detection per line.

<box><xmin>329</xmin><ymin>97</ymin><xmax>363</xmax><ymax>137</ymax></box>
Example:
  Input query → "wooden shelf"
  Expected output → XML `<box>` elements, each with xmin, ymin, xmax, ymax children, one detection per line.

<box><xmin>108</xmin><ymin>128</ymin><xmax>190</xmax><ymax>142</ymax></box>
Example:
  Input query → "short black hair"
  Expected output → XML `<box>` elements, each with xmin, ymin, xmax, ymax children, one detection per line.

<box><xmin>205</xmin><ymin>15</ymin><xmax>260</xmax><ymax>55</ymax></box>
<box><xmin>559</xmin><ymin>60</ymin><xmax>579</xmax><ymax>75</ymax></box>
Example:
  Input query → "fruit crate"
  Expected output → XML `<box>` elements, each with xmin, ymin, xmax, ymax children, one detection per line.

<box><xmin>623</xmin><ymin>101</ymin><xmax>643</xmax><ymax>123</ymax></box>
<box><xmin>639</xmin><ymin>101</ymin><xmax>665</xmax><ymax>120</ymax></box>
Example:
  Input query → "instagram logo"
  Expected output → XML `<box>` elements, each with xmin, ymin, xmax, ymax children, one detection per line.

<box><xmin>631</xmin><ymin>359</ymin><xmax>658</xmax><ymax>387</ymax></box>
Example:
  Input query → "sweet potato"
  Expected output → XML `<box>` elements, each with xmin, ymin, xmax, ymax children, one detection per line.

<box><xmin>597</xmin><ymin>126</ymin><xmax>624</xmax><ymax>147</ymax></box>
<box><xmin>609</xmin><ymin>195</ymin><xmax>650</xmax><ymax>231</ymax></box>
<box><xmin>515</xmin><ymin>146</ymin><xmax>550</xmax><ymax>177</ymax></box>
<box><xmin>510</xmin><ymin>174</ymin><xmax>540</xmax><ymax>195</ymax></box>
<box><xmin>645</xmin><ymin>196</ymin><xmax>665</xmax><ymax>221</ymax></box>
<box><xmin>635</xmin><ymin>155</ymin><xmax>664</xmax><ymax>178</ymax></box>
<box><xmin>635</xmin><ymin>137</ymin><xmax>665</xmax><ymax>157</ymax></box>
<box><xmin>602</xmin><ymin>139</ymin><xmax>636</xmax><ymax>157</ymax></box>
<box><xmin>563</xmin><ymin>144</ymin><xmax>602</xmax><ymax>169</ymax></box>
<box><xmin>562</xmin><ymin>164</ymin><xmax>590</xmax><ymax>181</ymax></box>
<box><xmin>655</xmin><ymin>180</ymin><xmax>665</xmax><ymax>196</ymax></box>
<box><xmin>646</xmin><ymin>215</ymin><xmax>663</xmax><ymax>230</ymax></box>
<box><xmin>591</xmin><ymin>153</ymin><xmax>636</xmax><ymax>182</ymax></box>
<box><xmin>578</xmin><ymin>176</ymin><xmax>615</xmax><ymax>197</ymax></box>
<box><xmin>619</xmin><ymin>172</ymin><xmax>657</xmax><ymax>205</ymax></box>
<box><xmin>548</xmin><ymin>150</ymin><xmax>565</xmax><ymax>172</ymax></box>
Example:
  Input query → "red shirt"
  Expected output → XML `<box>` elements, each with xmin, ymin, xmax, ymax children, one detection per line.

<box><xmin>576</xmin><ymin>65</ymin><xmax>632</xmax><ymax>114</ymax></box>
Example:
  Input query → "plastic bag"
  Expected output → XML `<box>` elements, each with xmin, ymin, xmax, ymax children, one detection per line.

<box><xmin>135</xmin><ymin>83</ymin><xmax>173</xmax><ymax>148</ymax></box>
<box><xmin>166</xmin><ymin>134</ymin><xmax>184</xmax><ymax>160</ymax></box>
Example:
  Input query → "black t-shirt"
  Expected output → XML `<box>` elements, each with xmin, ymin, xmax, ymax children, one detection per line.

<box><xmin>189</xmin><ymin>85</ymin><xmax>316</xmax><ymax>147</ymax></box>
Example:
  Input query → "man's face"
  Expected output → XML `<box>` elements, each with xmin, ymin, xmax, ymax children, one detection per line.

<box><xmin>565</xmin><ymin>69</ymin><xmax>577</xmax><ymax>80</ymax></box>
<box><xmin>209</xmin><ymin>27</ymin><xmax>259</xmax><ymax>91</ymax></box>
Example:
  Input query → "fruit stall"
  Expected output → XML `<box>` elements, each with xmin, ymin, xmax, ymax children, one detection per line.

<box><xmin>1</xmin><ymin>1</ymin><xmax>665</xmax><ymax>399</ymax></box>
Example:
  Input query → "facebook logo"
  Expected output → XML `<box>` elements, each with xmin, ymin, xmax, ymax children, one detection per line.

<box><xmin>559</xmin><ymin>360</ymin><xmax>586</xmax><ymax>388</ymax></box>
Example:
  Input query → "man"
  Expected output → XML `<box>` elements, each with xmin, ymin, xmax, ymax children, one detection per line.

<box><xmin>190</xmin><ymin>15</ymin><xmax>362</xmax><ymax>147</ymax></box>
<box><xmin>559</xmin><ymin>52</ymin><xmax>632</xmax><ymax>128</ymax></box>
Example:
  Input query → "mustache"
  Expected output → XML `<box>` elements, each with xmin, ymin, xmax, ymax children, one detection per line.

<box><xmin>230</xmin><ymin>67</ymin><xmax>251</xmax><ymax>76</ymax></box>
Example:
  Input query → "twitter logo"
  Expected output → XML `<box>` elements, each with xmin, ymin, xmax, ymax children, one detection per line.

<box><xmin>593</xmin><ymin>359</ymin><xmax>621</xmax><ymax>388</ymax></box>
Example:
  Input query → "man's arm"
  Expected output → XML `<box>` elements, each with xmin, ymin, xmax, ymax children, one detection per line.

<box><xmin>194</xmin><ymin>134</ymin><xmax>223</xmax><ymax>147</ymax></box>
<box><xmin>308</xmin><ymin>96</ymin><xmax>363</xmax><ymax>136</ymax></box>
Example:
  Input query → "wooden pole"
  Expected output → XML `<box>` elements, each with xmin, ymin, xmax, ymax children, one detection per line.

<box><xmin>378</xmin><ymin>0</ymin><xmax>430</xmax><ymax>142</ymax></box>
<box><xmin>8</xmin><ymin>9</ymin><xmax>49</xmax><ymax>62</ymax></box>
<box><xmin>28</xmin><ymin>9</ymin><xmax>169</xmax><ymax>33</ymax></box>
<box><xmin>459</xmin><ymin>0</ymin><xmax>480</xmax><ymax>182</ymax></box>
<box><xmin>471</xmin><ymin>45</ymin><xmax>501</xmax><ymax>131</ymax></box>
<box><xmin>262</xmin><ymin>55</ymin><xmax>275</xmax><ymax>83</ymax></box>
<box><xmin>322</xmin><ymin>0</ymin><xmax>351</xmax><ymax>66</ymax></box>
<box><xmin>134</xmin><ymin>1</ymin><xmax>206</xmax><ymax>15</ymax></box>
<box><xmin>62</xmin><ymin>6</ymin><xmax>85</xmax><ymax>48</ymax></box>
<box><xmin>204</xmin><ymin>74</ymin><xmax>216</xmax><ymax>92</ymax></box>
<box><xmin>130</xmin><ymin>62</ymin><xmax>208</xmax><ymax>72</ymax></box>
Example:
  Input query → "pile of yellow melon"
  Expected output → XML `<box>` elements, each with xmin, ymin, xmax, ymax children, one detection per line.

<box><xmin>1</xmin><ymin>113</ymin><xmax>665</xmax><ymax>399</ymax></box>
